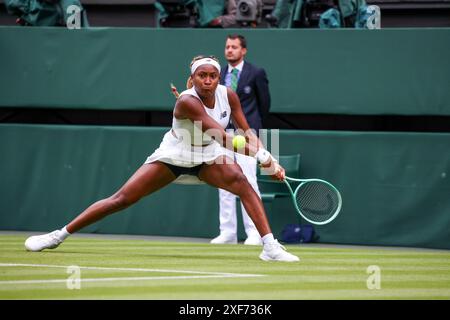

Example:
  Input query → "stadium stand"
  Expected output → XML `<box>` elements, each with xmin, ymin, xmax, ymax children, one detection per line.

<box><xmin>369</xmin><ymin>0</ymin><xmax>450</xmax><ymax>27</ymax></box>
<box><xmin>1</xmin><ymin>0</ymin><xmax>449</xmax><ymax>27</ymax></box>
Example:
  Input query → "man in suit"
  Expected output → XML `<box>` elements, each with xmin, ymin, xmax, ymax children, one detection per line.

<box><xmin>211</xmin><ymin>34</ymin><xmax>271</xmax><ymax>245</ymax></box>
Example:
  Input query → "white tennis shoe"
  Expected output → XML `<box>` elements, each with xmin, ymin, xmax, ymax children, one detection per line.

<box><xmin>259</xmin><ymin>240</ymin><xmax>300</xmax><ymax>262</ymax></box>
<box><xmin>24</xmin><ymin>230</ymin><xmax>64</xmax><ymax>252</ymax></box>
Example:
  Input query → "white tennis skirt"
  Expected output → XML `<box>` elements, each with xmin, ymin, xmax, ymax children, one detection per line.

<box><xmin>145</xmin><ymin>130</ymin><xmax>234</xmax><ymax>184</ymax></box>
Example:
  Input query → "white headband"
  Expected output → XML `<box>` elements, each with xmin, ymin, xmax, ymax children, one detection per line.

<box><xmin>190</xmin><ymin>58</ymin><xmax>221</xmax><ymax>75</ymax></box>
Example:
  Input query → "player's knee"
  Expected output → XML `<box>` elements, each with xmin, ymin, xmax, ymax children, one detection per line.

<box><xmin>228</xmin><ymin>171</ymin><xmax>250</xmax><ymax>195</ymax></box>
<box><xmin>109</xmin><ymin>192</ymin><xmax>138</xmax><ymax>210</ymax></box>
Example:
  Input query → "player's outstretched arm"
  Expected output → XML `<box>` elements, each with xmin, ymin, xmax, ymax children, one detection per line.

<box><xmin>226</xmin><ymin>88</ymin><xmax>284</xmax><ymax>180</ymax></box>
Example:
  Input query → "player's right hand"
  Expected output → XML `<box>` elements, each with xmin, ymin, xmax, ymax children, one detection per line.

<box><xmin>260</xmin><ymin>159</ymin><xmax>285</xmax><ymax>181</ymax></box>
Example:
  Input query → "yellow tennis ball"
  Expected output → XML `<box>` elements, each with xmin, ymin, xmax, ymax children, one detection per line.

<box><xmin>232</xmin><ymin>135</ymin><xmax>246</xmax><ymax>149</ymax></box>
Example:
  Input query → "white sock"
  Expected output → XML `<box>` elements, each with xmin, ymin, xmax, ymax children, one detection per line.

<box><xmin>262</xmin><ymin>233</ymin><xmax>276</xmax><ymax>245</ymax></box>
<box><xmin>58</xmin><ymin>226</ymin><xmax>71</xmax><ymax>241</ymax></box>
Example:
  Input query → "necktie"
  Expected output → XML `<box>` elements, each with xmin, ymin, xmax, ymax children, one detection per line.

<box><xmin>230</xmin><ymin>68</ymin><xmax>239</xmax><ymax>92</ymax></box>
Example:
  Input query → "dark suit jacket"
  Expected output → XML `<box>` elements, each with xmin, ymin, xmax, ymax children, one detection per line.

<box><xmin>220</xmin><ymin>61</ymin><xmax>271</xmax><ymax>133</ymax></box>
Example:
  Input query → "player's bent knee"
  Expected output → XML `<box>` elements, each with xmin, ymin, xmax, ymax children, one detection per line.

<box><xmin>109</xmin><ymin>192</ymin><xmax>138</xmax><ymax>210</ymax></box>
<box><xmin>227</xmin><ymin>171</ymin><xmax>250</xmax><ymax>195</ymax></box>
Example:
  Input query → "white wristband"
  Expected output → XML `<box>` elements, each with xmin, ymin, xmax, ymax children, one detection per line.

<box><xmin>269</xmin><ymin>154</ymin><xmax>278</xmax><ymax>164</ymax></box>
<box><xmin>255</xmin><ymin>148</ymin><xmax>271</xmax><ymax>164</ymax></box>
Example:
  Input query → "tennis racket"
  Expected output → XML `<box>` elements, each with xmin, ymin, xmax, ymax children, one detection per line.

<box><xmin>283</xmin><ymin>176</ymin><xmax>342</xmax><ymax>225</ymax></box>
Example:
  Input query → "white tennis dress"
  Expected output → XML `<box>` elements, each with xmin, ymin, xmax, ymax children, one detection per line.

<box><xmin>145</xmin><ymin>84</ymin><xmax>233</xmax><ymax>184</ymax></box>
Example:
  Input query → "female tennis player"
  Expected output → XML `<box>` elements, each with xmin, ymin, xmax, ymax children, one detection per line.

<box><xmin>24</xmin><ymin>56</ymin><xmax>299</xmax><ymax>262</ymax></box>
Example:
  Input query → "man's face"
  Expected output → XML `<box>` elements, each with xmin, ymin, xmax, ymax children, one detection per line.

<box><xmin>225</xmin><ymin>38</ymin><xmax>247</xmax><ymax>65</ymax></box>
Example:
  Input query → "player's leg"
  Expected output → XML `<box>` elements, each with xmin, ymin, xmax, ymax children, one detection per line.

<box><xmin>199</xmin><ymin>156</ymin><xmax>299</xmax><ymax>262</ymax></box>
<box><xmin>199</xmin><ymin>156</ymin><xmax>271</xmax><ymax>237</ymax></box>
<box><xmin>25</xmin><ymin>162</ymin><xmax>176</xmax><ymax>251</ymax></box>
<box><xmin>66</xmin><ymin>162</ymin><xmax>176</xmax><ymax>233</ymax></box>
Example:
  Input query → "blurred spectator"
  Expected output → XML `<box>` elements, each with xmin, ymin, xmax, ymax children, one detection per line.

<box><xmin>155</xmin><ymin>0</ymin><xmax>197</xmax><ymax>28</ymax></box>
<box><xmin>265</xmin><ymin>0</ymin><xmax>302</xmax><ymax>28</ymax></box>
<box><xmin>208</xmin><ymin>0</ymin><xmax>237</xmax><ymax>28</ymax></box>
<box><xmin>4</xmin><ymin>0</ymin><xmax>89</xmax><ymax>27</ymax></box>
<box><xmin>156</xmin><ymin>0</ymin><xmax>237</xmax><ymax>28</ymax></box>
<box><xmin>265</xmin><ymin>0</ymin><xmax>370</xmax><ymax>28</ymax></box>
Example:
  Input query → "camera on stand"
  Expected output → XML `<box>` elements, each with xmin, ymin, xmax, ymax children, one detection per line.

<box><xmin>235</xmin><ymin>0</ymin><xmax>263</xmax><ymax>27</ymax></box>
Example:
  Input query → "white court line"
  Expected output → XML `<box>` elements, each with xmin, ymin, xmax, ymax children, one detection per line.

<box><xmin>0</xmin><ymin>263</ymin><xmax>263</xmax><ymax>276</ymax></box>
<box><xmin>0</xmin><ymin>275</ymin><xmax>258</xmax><ymax>285</ymax></box>
<box><xmin>0</xmin><ymin>263</ymin><xmax>265</xmax><ymax>285</ymax></box>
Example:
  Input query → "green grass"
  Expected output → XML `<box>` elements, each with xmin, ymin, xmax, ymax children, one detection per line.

<box><xmin>0</xmin><ymin>234</ymin><xmax>449</xmax><ymax>300</ymax></box>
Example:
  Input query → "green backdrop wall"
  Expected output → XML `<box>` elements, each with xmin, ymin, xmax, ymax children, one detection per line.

<box><xmin>1</xmin><ymin>27</ymin><xmax>450</xmax><ymax>114</ymax></box>
<box><xmin>1</xmin><ymin>124</ymin><xmax>449</xmax><ymax>249</ymax></box>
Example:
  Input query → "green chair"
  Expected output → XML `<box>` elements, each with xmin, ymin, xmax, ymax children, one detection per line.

<box><xmin>257</xmin><ymin>154</ymin><xmax>301</xmax><ymax>205</ymax></box>
<box><xmin>237</xmin><ymin>154</ymin><xmax>301</xmax><ymax>213</ymax></box>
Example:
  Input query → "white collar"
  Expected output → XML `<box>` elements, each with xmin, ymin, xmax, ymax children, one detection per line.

<box><xmin>228</xmin><ymin>60</ymin><xmax>244</xmax><ymax>73</ymax></box>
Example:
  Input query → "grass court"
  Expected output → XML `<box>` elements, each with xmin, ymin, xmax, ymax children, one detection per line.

<box><xmin>1</xmin><ymin>233</ymin><xmax>449</xmax><ymax>300</ymax></box>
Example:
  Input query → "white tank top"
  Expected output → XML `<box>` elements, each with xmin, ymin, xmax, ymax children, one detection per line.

<box><xmin>173</xmin><ymin>84</ymin><xmax>231</xmax><ymax>146</ymax></box>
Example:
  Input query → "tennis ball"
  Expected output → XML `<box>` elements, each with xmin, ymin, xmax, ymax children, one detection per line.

<box><xmin>232</xmin><ymin>135</ymin><xmax>246</xmax><ymax>149</ymax></box>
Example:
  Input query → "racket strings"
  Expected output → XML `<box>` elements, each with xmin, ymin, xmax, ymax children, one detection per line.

<box><xmin>295</xmin><ymin>181</ymin><xmax>340</xmax><ymax>223</ymax></box>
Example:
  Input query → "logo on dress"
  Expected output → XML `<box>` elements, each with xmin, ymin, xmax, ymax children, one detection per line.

<box><xmin>220</xmin><ymin>111</ymin><xmax>227</xmax><ymax>119</ymax></box>
<box><xmin>244</xmin><ymin>86</ymin><xmax>251</xmax><ymax>94</ymax></box>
